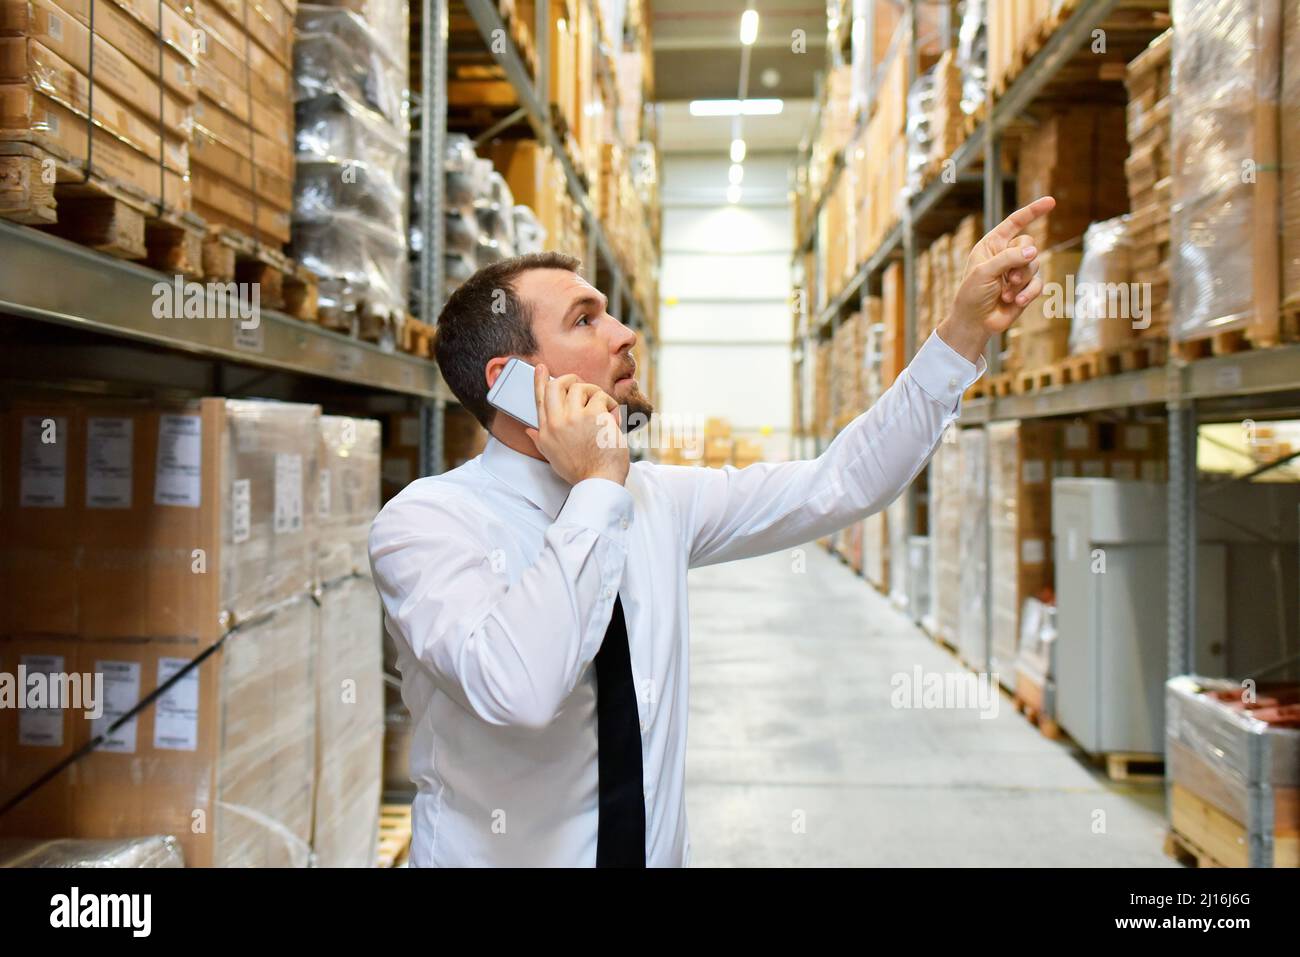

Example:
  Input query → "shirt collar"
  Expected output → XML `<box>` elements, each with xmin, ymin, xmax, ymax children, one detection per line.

<box><xmin>481</xmin><ymin>434</ymin><xmax>572</xmax><ymax>520</ymax></box>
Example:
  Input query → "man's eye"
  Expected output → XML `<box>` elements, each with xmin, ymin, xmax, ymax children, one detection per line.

<box><xmin>576</xmin><ymin>315</ymin><xmax>590</xmax><ymax>326</ymax></box>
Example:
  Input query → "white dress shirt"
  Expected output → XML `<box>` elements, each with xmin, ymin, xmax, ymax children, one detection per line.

<box><xmin>368</xmin><ymin>331</ymin><xmax>984</xmax><ymax>867</ymax></box>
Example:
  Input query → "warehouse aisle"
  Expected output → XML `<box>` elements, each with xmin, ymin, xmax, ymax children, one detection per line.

<box><xmin>684</xmin><ymin>544</ymin><xmax>1177</xmax><ymax>867</ymax></box>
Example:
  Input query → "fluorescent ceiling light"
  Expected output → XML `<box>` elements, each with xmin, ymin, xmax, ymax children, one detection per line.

<box><xmin>729</xmin><ymin>163</ymin><xmax>744</xmax><ymax>185</ymax></box>
<box><xmin>689</xmin><ymin>99</ymin><xmax>784</xmax><ymax>117</ymax></box>
<box><xmin>730</xmin><ymin>138</ymin><xmax>746</xmax><ymax>163</ymax></box>
<box><xmin>727</xmin><ymin>184</ymin><xmax>742</xmax><ymax>204</ymax></box>
<box><xmin>740</xmin><ymin>9</ymin><xmax>759</xmax><ymax>45</ymax></box>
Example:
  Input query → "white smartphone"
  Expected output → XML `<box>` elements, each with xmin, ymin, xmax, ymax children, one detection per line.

<box><xmin>486</xmin><ymin>356</ymin><xmax>548</xmax><ymax>429</ymax></box>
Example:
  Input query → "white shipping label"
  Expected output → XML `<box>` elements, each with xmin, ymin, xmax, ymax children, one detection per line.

<box><xmin>1021</xmin><ymin>459</ymin><xmax>1046</xmax><ymax>485</ymax></box>
<box><xmin>1123</xmin><ymin>425</ymin><xmax>1151</xmax><ymax>451</ymax></box>
<box><xmin>86</xmin><ymin>417</ymin><xmax>134</xmax><ymax>509</ymax></box>
<box><xmin>318</xmin><ymin>468</ymin><xmax>332</xmax><ymax>518</ymax></box>
<box><xmin>92</xmin><ymin>660</ymin><xmax>141</xmax><ymax>754</ymax></box>
<box><xmin>1053</xmin><ymin>460</ymin><xmax>1076</xmax><ymax>478</ymax></box>
<box><xmin>48</xmin><ymin>12</ymin><xmax>63</xmax><ymax>41</ymax></box>
<box><xmin>155</xmin><ymin>415</ymin><xmax>203</xmax><ymax>507</ymax></box>
<box><xmin>231</xmin><ymin>478</ymin><xmax>251</xmax><ymax>544</ymax></box>
<box><xmin>18</xmin><ymin>654</ymin><xmax>65</xmax><ymax>747</ymax></box>
<box><xmin>1064</xmin><ymin>422</ymin><xmax>1090</xmax><ymax>450</ymax></box>
<box><xmin>398</xmin><ymin>416</ymin><xmax>421</xmax><ymax>448</ymax></box>
<box><xmin>154</xmin><ymin>657</ymin><xmax>200</xmax><ymax>751</ymax></box>
<box><xmin>20</xmin><ymin>415</ymin><xmax>67</xmax><ymax>507</ymax></box>
<box><xmin>273</xmin><ymin>452</ymin><xmax>303</xmax><ymax>534</ymax></box>
<box><xmin>1021</xmin><ymin>539</ymin><xmax>1046</xmax><ymax>565</ymax></box>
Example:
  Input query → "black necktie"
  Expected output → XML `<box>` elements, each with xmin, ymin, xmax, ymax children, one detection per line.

<box><xmin>594</xmin><ymin>594</ymin><xmax>646</xmax><ymax>867</ymax></box>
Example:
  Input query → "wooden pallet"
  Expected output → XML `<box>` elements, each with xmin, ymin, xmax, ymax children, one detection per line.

<box><xmin>1012</xmin><ymin>693</ymin><xmax>1063</xmax><ymax>740</ymax></box>
<box><xmin>1101</xmin><ymin>751</ymin><xmax>1164</xmax><ymax>783</ymax></box>
<box><xmin>1164</xmin><ymin>827</ymin><xmax>1225</xmax><ymax>868</ymax></box>
<box><xmin>200</xmin><ymin>223</ymin><xmax>320</xmax><ymax>322</ymax></box>
<box><xmin>0</xmin><ymin>141</ymin><xmax>205</xmax><ymax>275</ymax></box>
<box><xmin>1167</xmin><ymin>782</ymin><xmax>1299</xmax><ymax>867</ymax></box>
<box><xmin>376</xmin><ymin>802</ymin><xmax>413</xmax><ymax>868</ymax></box>
<box><xmin>400</xmin><ymin>316</ymin><xmax>436</xmax><ymax>358</ymax></box>
<box><xmin>1013</xmin><ymin>339</ymin><xmax>1167</xmax><ymax>395</ymax></box>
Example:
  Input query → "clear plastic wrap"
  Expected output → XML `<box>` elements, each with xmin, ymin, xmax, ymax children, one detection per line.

<box><xmin>293</xmin><ymin>6</ymin><xmax>406</xmax><ymax>126</ymax></box>
<box><xmin>295</xmin><ymin>93</ymin><xmax>408</xmax><ymax>193</ymax></box>
<box><xmin>317</xmin><ymin>416</ymin><xmax>381</xmax><ymax>585</ymax></box>
<box><xmin>957</xmin><ymin>427</ymin><xmax>988</xmax><ymax>671</ymax></box>
<box><xmin>1070</xmin><ymin>215</ymin><xmax>1134</xmax><ymax>354</ymax></box>
<box><xmin>1169</xmin><ymin>0</ymin><xmax>1282</xmax><ymax>340</ymax></box>
<box><xmin>293</xmin><ymin>0</ymin><xmax>410</xmax><ymax>325</ymax></box>
<box><xmin>0</xmin><ymin>835</ymin><xmax>185</xmax><ymax>868</ymax></box>
<box><xmin>312</xmin><ymin>576</ymin><xmax>384</xmax><ymax>867</ymax></box>
<box><xmin>513</xmin><ymin>205</ymin><xmax>546</xmax><ymax>255</ymax></box>
<box><xmin>220</xmin><ymin>401</ymin><xmax>321</xmax><ymax>627</ymax></box>
<box><xmin>906</xmin><ymin>535</ymin><xmax>931</xmax><ymax>624</ymax></box>
<box><xmin>1166</xmin><ymin>675</ymin><xmax>1300</xmax><ymax>866</ymax></box>
<box><xmin>927</xmin><ymin>430</ymin><xmax>962</xmax><ymax>642</ymax></box>
<box><xmin>956</xmin><ymin>0</ymin><xmax>987</xmax><ymax>117</ymax></box>
<box><xmin>294</xmin><ymin>159</ymin><xmax>406</xmax><ymax>235</ymax></box>
<box><xmin>904</xmin><ymin>69</ymin><xmax>936</xmax><ymax>196</ymax></box>
<box><xmin>292</xmin><ymin>215</ymin><xmax>409</xmax><ymax>323</ymax></box>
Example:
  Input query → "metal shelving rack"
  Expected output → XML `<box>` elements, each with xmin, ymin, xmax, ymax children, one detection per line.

<box><xmin>460</xmin><ymin>0</ymin><xmax>657</xmax><ymax>352</ymax></box>
<box><xmin>792</xmin><ymin>0</ymin><xmax>1300</xmax><ymax>693</ymax></box>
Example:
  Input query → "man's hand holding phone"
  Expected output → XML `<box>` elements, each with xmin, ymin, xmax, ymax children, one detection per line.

<box><xmin>524</xmin><ymin>362</ymin><xmax>630</xmax><ymax>487</ymax></box>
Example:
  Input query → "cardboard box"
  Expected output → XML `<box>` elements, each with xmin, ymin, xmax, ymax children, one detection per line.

<box><xmin>0</xmin><ymin>0</ymin><xmax>193</xmax><ymax>135</ymax></box>
<box><xmin>0</xmin><ymin>38</ymin><xmax>188</xmax><ymax>172</ymax></box>
<box><xmin>190</xmin><ymin>124</ymin><xmax>292</xmax><ymax>210</ymax></box>
<box><xmin>317</xmin><ymin>415</ymin><xmax>380</xmax><ymax>584</ymax></box>
<box><xmin>0</xmin><ymin>598</ymin><xmax>318</xmax><ymax>867</ymax></box>
<box><xmin>48</xmin><ymin>0</ymin><xmax>196</xmax><ymax>102</ymax></box>
<box><xmin>192</xmin><ymin>167</ymin><xmax>292</xmax><ymax>243</ymax></box>
<box><xmin>0</xmin><ymin>88</ymin><xmax>190</xmax><ymax>207</ymax></box>
<box><xmin>193</xmin><ymin>93</ymin><xmax>293</xmax><ymax>178</ymax></box>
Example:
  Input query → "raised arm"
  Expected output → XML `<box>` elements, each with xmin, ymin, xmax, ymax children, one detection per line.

<box><xmin>654</xmin><ymin>197</ymin><xmax>1056</xmax><ymax>569</ymax></box>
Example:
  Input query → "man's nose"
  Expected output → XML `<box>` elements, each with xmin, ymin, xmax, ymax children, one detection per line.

<box><xmin>608</xmin><ymin>316</ymin><xmax>637</xmax><ymax>351</ymax></box>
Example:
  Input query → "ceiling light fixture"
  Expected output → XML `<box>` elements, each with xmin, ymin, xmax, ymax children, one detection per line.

<box><xmin>689</xmin><ymin>98</ymin><xmax>784</xmax><ymax>117</ymax></box>
<box><xmin>740</xmin><ymin>9</ymin><xmax>759</xmax><ymax>46</ymax></box>
<box><xmin>729</xmin><ymin>163</ymin><xmax>744</xmax><ymax>185</ymax></box>
<box><xmin>727</xmin><ymin>183</ymin><xmax>742</xmax><ymax>204</ymax></box>
<box><xmin>730</xmin><ymin>138</ymin><xmax>747</xmax><ymax>163</ymax></box>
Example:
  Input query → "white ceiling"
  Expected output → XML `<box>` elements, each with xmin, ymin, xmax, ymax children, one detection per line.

<box><xmin>658</xmin><ymin>98</ymin><xmax>815</xmax><ymax>154</ymax></box>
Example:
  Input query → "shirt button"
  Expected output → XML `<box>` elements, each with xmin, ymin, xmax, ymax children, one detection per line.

<box><xmin>620</xmin><ymin>517</ymin><xmax>629</xmax><ymax>530</ymax></box>
<box><xmin>640</xmin><ymin>719</ymin><xmax>648</xmax><ymax>732</ymax></box>
<box><xmin>947</xmin><ymin>377</ymin><xmax>959</xmax><ymax>392</ymax></box>
<box><xmin>604</xmin><ymin>588</ymin><xmax>613</xmax><ymax>599</ymax></box>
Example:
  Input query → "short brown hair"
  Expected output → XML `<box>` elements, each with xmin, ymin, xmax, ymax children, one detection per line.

<box><xmin>433</xmin><ymin>252</ymin><xmax>581</xmax><ymax>429</ymax></box>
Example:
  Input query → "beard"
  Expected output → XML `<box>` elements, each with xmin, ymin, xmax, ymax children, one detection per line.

<box><xmin>618</xmin><ymin>382</ymin><xmax>655</xmax><ymax>433</ymax></box>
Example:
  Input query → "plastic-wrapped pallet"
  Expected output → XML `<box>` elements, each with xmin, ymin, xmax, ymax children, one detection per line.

<box><xmin>1070</xmin><ymin>215</ymin><xmax>1134</xmax><ymax>354</ymax></box>
<box><xmin>988</xmin><ymin>421</ymin><xmax>1055</xmax><ymax>693</ymax></box>
<box><xmin>1166</xmin><ymin>676</ymin><xmax>1300</xmax><ymax>867</ymax></box>
<box><xmin>906</xmin><ymin>535</ymin><xmax>931</xmax><ymax>625</ymax></box>
<box><xmin>293</xmin><ymin>1</ymin><xmax>410</xmax><ymax>339</ymax></box>
<box><xmin>0</xmin><ymin>835</ymin><xmax>184</xmax><ymax>868</ymax></box>
<box><xmin>888</xmin><ymin>490</ymin><xmax>910</xmax><ymax>610</ymax></box>
<box><xmin>956</xmin><ymin>0</ymin><xmax>987</xmax><ymax>119</ymax></box>
<box><xmin>926</xmin><ymin>427</ymin><xmax>962</xmax><ymax>644</ymax></box>
<box><xmin>1169</xmin><ymin>0</ymin><xmax>1282</xmax><ymax>344</ymax></box>
<box><xmin>957</xmin><ymin>427</ymin><xmax>988</xmax><ymax>671</ymax></box>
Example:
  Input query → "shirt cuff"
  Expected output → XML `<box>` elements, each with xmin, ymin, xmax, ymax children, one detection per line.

<box><xmin>556</xmin><ymin>477</ymin><xmax>635</xmax><ymax>541</ymax></box>
<box><xmin>907</xmin><ymin>331</ymin><xmax>987</xmax><ymax>410</ymax></box>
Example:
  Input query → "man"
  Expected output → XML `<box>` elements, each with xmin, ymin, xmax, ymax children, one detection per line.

<box><xmin>369</xmin><ymin>196</ymin><xmax>1056</xmax><ymax>867</ymax></box>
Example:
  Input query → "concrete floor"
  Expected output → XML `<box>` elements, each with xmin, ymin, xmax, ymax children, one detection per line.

<box><xmin>684</xmin><ymin>544</ymin><xmax>1178</xmax><ymax>867</ymax></box>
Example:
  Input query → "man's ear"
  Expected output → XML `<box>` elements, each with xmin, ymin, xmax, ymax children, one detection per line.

<box><xmin>484</xmin><ymin>355</ymin><xmax>511</xmax><ymax>391</ymax></box>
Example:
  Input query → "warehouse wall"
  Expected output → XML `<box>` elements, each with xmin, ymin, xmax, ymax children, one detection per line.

<box><xmin>658</xmin><ymin>153</ymin><xmax>795</xmax><ymax>461</ymax></box>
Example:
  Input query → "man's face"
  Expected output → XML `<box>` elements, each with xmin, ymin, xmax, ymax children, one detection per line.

<box><xmin>512</xmin><ymin>267</ymin><xmax>654</xmax><ymax>428</ymax></box>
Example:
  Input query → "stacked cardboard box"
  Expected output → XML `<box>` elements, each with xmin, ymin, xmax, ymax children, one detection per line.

<box><xmin>1124</xmin><ymin>30</ymin><xmax>1172</xmax><ymax>340</ymax></box>
<box><xmin>925</xmin><ymin>426</ymin><xmax>962</xmax><ymax>643</ymax></box>
<box><xmin>831</xmin><ymin>311</ymin><xmax>862</xmax><ymax>429</ymax></box>
<box><xmin>191</xmin><ymin>0</ymin><xmax>294</xmax><ymax>244</ymax></box>
<box><xmin>957</xmin><ymin>426</ymin><xmax>988</xmax><ymax>671</ymax></box>
<box><xmin>1166</xmin><ymin>676</ymin><xmax>1300</xmax><ymax>867</ymax></box>
<box><xmin>813</xmin><ymin>338</ymin><xmax>832</xmax><ymax>439</ymax></box>
<box><xmin>1284</xmin><ymin>0</ymin><xmax>1300</xmax><ymax>314</ymax></box>
<box><xmin>915</xmin><ymin>246</ymin><xmax>934</xmax><ymax>346</ymax></box>
<box><xmin>1011</xmin><ymin>248</ymin><xmax>1081</xmax><ymax>371</ymax></box>
<box><xmin>987</xmin><ymin>420</ymin><xmax>1056</xmax><ymax>691</ymax></box>
<box><xmin>1170</xmin><ymin>0</ymin><xmax>1281</xmax><ymax>345</ymax></box>
<box><xmin>926</xmin><ymin>50</ymin><xmax>965</xmax><ymax>174</ymax></box>
<box><xmin>880</xmin><ymin>261</ymin><xmax>906</xmax><ymax>388</ymax></box>
<box><xmin>0</xmin><ymin>398</ymin><xmax>329</xmax><ymax>865</ymax></box>
<box><xmin>1017</xmin><ymin>104</ymin><xmax>1129</xmax><ymax>251</ymax></box>
<box><xmin>0</xmin><ymin>0</ymin><xmax>196</xmax><ymax>213</ymax></box>
<box><xmin>292</xmin><ymin>0</ymin><xmax>409</xmax><ymax>330</ymax></box>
